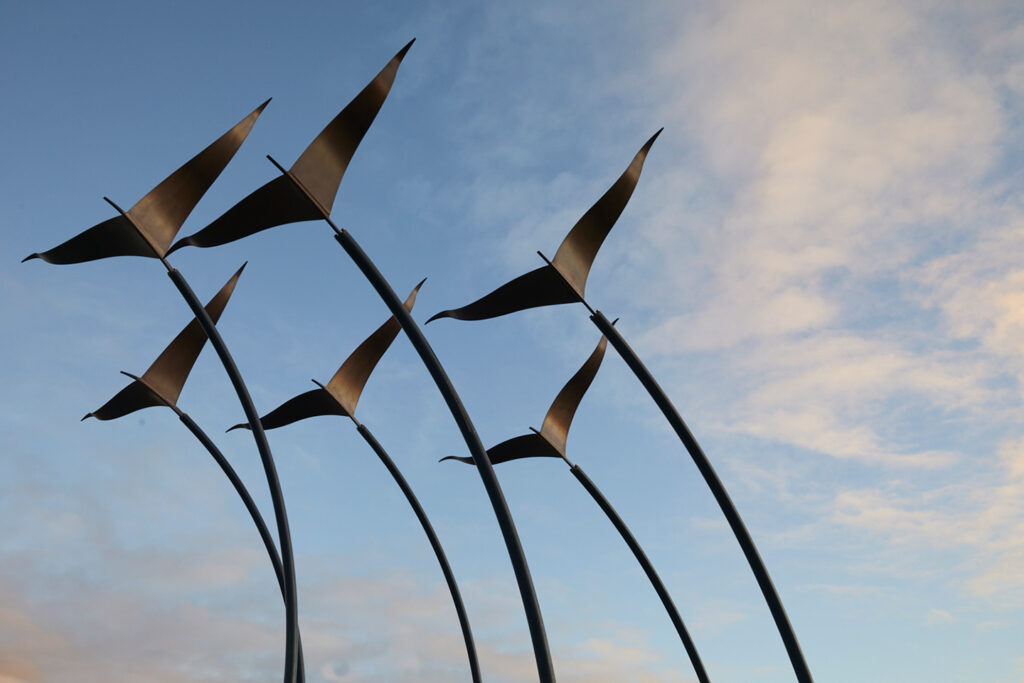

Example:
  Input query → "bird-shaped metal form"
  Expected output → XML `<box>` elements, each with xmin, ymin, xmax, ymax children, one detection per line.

<box><xmin>228</xmin><ymin>278</ymin><xmax>483</xmax><ymax>683</ymax></box>
<box><xmin>427</xmin><ymin>130</ymin><xmax>661</xmax><ymax>323</ymax></box>
<box><xmin>24</xmin><ymin>102</ymin><xmax>268</xmax><ymax>265</ymax></box>
<box><xmin>441</xmin><ymin>333</ymin><xmax>711</xmax><ymax>683</ymax></box>
<box><xmin>442</xmin><ymin>334</ymin><xmax>609</xmax><ymax>466</ymax></box>
<box><xmin>231</xmin><ymin>279</ymin><xmax>424</xmax><ymax>431</ymax></box>
<box><xmin>80</xmin><ymin>263</ymin><xmax>308</xmax><ymax>681</ymax></box>
<box><xmin>83</xmin><ymin>264</ymin><xmax>245</xmax><ymax>420</ymax></box>
<box><xmin>168</xmin><ymin>40</ymin><xmax>414</xmax><ymax>254</ymax></box>
<box><xmin>427</xmin><ymin>123</ymin><xmax>812</xmax><ymax>681</ymax></box>
<box><xmin>22</xmin><ymin>97</ymin><xmax>309</xmax><ymax>683</ymax></box>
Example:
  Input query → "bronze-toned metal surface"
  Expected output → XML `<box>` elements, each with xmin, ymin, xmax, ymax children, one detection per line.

<box><xmin>168</xmin><ymin>40</ymin><xmax>414</xmax><ymax>254</ymax></box>
<box><xmin>441</xmin><ymin>335</ymin><xmax>607</xmax><ymax>465</ymax></box>
<box><xmin>539</xmin><ymin>335</ymin><xmax>607</xmax><ymax>455</ymax></box>
<box><xmin>83</xmin><ymin>264</ymin><xmax>245</xmax><ymax>420</ymax></box>
<box><xmin>230</xmin><ymin>280</ymin><xmax>423</xmax><ymax>431</ymax></box>
<box><xmin>427</xmin><ymin>131</ymin><xmax>660</xmax><ymax>323</ymax></box>
<box><xmin>24</xmin><ymin>102</ymin><xmax>268</xmax><ymax>264</ymax></box>
<box><xmin>326</xmin><ymin>278</ymin><xmax>424</xmax><ymax>415</ymax></box>
<box><xmin>552</xmin><ymin>130</ymin><xmax>660</xmax><ymax>298</ymax></box>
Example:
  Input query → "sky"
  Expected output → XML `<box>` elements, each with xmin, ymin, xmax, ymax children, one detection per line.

<box><xmin>1</xmin><ymin>1</ymin><xmax>1023</xmax><ymax>681</ymax></box>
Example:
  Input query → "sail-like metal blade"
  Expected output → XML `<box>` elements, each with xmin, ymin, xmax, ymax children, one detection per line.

<box><xmin>140</xmin><ymin>264</ymin><xmax>246</xmax><ymax>405</ymax></box>
<box><xmin>24</xmin><ymin>215</ymin><xmax>155</xmax><ymax>264</ymax></box>
<box><xmin>441</xmin><ymin>433</ymin><xmax>560</xmax><ymax>466</ymax></box>
<box><xmin>325</xmin><ymin>279</ymin><xmax>424</xmax><ymax>415</ymax></box>
<box><xmin>84</xmin><ymin>264</ymin><xmax>246</xmax><ymax>419</ymax></box>
<box><xmin>427</xmin><ymin>265</ymin><xmax>577</xmax><ymax>323</ymax></box>
<box><xmin>129</xmin><ymin>100</ymin><xmax>270</xmax><ymax>255</ymax></box>
<box><xmin>291</xmin><ymin>39</ymin><xmax>414</xmax><ymax>214</ymax></box>
<box><xmin>26</xmin><ymin>102</ymin><xmax>268</xmax><ymax>264</ymax></box>
<box><xmin>229</xmin><ymin>388</ymin><xmax>346</xmax><ymax>431</ymax></box>
<box><xmin>551</xmin><ymin>130</ymin><xmax>661</xmax><ymax>298</ymax></box>
<box><xmin>538</xmin><ymin>336</ymin><xmax>607</xmax><ymax>454</ymax></box>
<box><xmin>167</xmin><ymin>175</ymin><xmax>320</xmax><ymax>252</ymax></box>
<box><xmin>428</xmin><ymin>132</ymin><xmax>660</xmax><ymax>322</ymax></box>
<box><xmin>169</xmin><ymin>40</ymin><xmax>414</xmax><ymax>253</ymax></box>
<box><xmin>83</xmin><ymin>381</ymin><xmax>164</xmax><ymax>421</ymax></box>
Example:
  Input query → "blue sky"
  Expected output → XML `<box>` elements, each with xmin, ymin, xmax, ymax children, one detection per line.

<box><xmin>2</xmin><ymin>1</ymin><xmax>1023</xmax><ymax>681</ymax></box>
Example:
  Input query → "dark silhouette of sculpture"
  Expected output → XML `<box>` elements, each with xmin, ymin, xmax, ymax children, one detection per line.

<box><xmin>24</xmin><ymin>102</ymin><xmax>269</xmax><ymax>265</ymax></box>
<box><xmin>443</xmin><ymin>335</ymin><xmax>711</xmax><ymax>683</ymax></box>
<box><xmin>168</xmin><ymin>40</ymin><xmax>415</xmax><ymax>254</ymax></box>
<box><xmin>22</xmin><ymin>35</ymin><xmax>815</xmax><ymax>682</ymax></box>
<box><xmin>230</xmin><ymin>281</ymin><xmax>481</xmax><ymax>683</ymax></box>
<box><xmin>24</xmin><ymin>101</ymin><xmax>304</xmax><ymax>683</ymax></box>
<box><xmin>167</xmin><ymin>39</ymin><xmax>556</xmax><ymax>681</ymax></box>
<box><xmin>428</xmin><ymin>133</ymin><xmax>813</xmax><ymax>682</ymax></box>
<box><xmin>427</xmin><ymin>131</ymin><xmax>660</xmax><ymax>323</ymax></box>
<box><xmin>84</xmin><ymin>265</ymin><xmax>245</xmax><ymax>421</ymax></box>
<box><xmin>82</xmin><ymin>265</ymin><xmax>306</xmax><ymax>679</ymax></box>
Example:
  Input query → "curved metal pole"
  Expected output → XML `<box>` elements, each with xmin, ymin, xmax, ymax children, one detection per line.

<box><xmin>166</xmin><ymin>268</ymin><xmax>300</xmax><ymax>683</ymax></box>
<box><xmin>336</xmin><ymin>230</ymin><xmax>556</xmax><ymax>682</ymax></box>
<box><xmin>569</xmin><ymin>464</ymin><xmax>710</xmax><ymax>683</ymax></box>
<box><xmin>356</xmin><ymin>423</ymin><xmax>481</xmax><ymax>683</ymax></box>
<box><xmin>176</xmin><ymin>410</ymin><xmax>305</xmax><ymax>682</ymax></box>
<box><xmin>590</xmin><ymin>311</ymin><xmax>812</xmax><ymax>683</ymax></box>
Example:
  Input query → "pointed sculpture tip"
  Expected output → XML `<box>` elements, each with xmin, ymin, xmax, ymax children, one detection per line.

<box><xmin>415</xmin><ymin>276</ymin><xmax>427</xmax><ymax>290</ymax></box>
<box><xmin>165</xmin><ymin>237</ymin><xmax>187</xmax><ymax>255</ymax></box>
<box><xmin>21</xmin><ymin>253</ymin><xmax>39</xmax><ymax>263</ymax></box>
<box><xmin>425</xmin><ymin>310</ymin><xmax>448</xmax><ymax>325</ymax></box>
<box><xmin>81</xmin><ymin>412</ymin><xmax>94</xmax><ymax>421</ymax></box>
<box><xmin>255</xmin><ymin>97</ymin><xmax>272</xmax><ymax>114</ymax></box>
<box><xmin>396</xmin><ymin>38</ymin><xmax>416</xmax><ymax>61</ymax></box>
<box><xmin>439</xmin><ymin>455</ymin><xmax>458</xmax><ymax>463</ymax></box>
<box><xmin>644</xmin><ymin>128</ymin><xmax>664</xmax><ymax>150</ymax></box>
<box><xmin>227</xmin><ymin>423</ymin><xmax>249</xmax><ymax>433</ymax></box>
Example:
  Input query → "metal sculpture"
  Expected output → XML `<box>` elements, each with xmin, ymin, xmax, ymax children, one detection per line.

<box><xmin>442</xmin><ymin>335</ymin><xmax>711</xmax><ymax>683</ymax></box>
<box><xmin>170</xmin><ymin>40</ymin><xmax>556</xmax><ymax>682</ymax></box>
<box><xmin>84</xmin><ymin>265</ymin><xmax>244</xmax><ymax>421</ymax></box>
<box><xmin>229</xmin><ymin>281</ymin><xmax>481</xmax><ymax>683</ymax></box>
<box><xmin>82</xmin><ymin>265</ymin><xmax>305</xmax><ymax>680</ymax></box>
<box><xmin>427</xmin><ymin>135</ymin><xmax>813</xmax><ymax>682</ymax></box>
<box><xmin>427</xmin><ymin>131</ymin><xmax>661</xmax><ymax>323</ymax></box>
<box><xmin>24</xmin><ymin>103</ymin><xmax>303</xmax><ymax>683</ymax></box>
<box><xmin>167</xmin><ymin>40</ymin><xmax>415</xmax><ymax>254</ymax></box>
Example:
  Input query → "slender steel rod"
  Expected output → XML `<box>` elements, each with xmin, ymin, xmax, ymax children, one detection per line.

<box><xmin>177</xmin><ymin>411</ymin><xmax>306</xmax><ymax>682</ymax></box>
<box><xmin>356</xmin><ymin>423</ymin><xmax>481</xmax><ymax>683</ymax></box>
<box><xmin>569</xmin><ymin>464</ymin><xmax>710</xmax><ymax>683</ymax></box>
<box><xmin>336</xmin><ymin>230</ymin><xmax>556</xmax><ymax>682</ymax></box>
<box><xmin>167</xmin><ymin>268</ymin><xmax>300</xmax><ymax>683</ymax></box>
<box><xmin>590</xmin><ymin>311</ymin><xmax>812</xmax><ymax>683</ymax></box>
